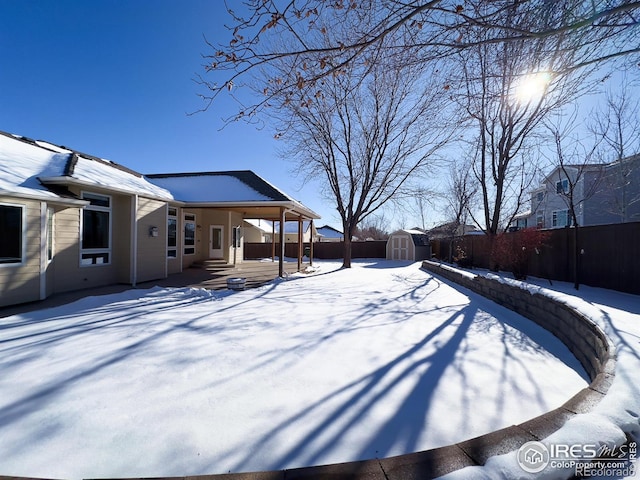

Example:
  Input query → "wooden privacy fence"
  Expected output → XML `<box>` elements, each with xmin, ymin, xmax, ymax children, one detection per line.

<box><xmin>244</xmin><ymin>241</ymin><xmax>387</xmax><ymax>261</ymax></box>
<box><xmin>432</xmin><ymin>222</ymin><xmax>640</xmax><ymax>295</ymax></box>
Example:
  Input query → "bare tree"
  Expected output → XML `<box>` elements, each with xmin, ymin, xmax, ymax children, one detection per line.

<box><xmin>454</xmin><ymin>2</ymin><xmax>603</xmax><ymax>269</ymax></box>
<box><xmin>590</xmin><ymin>76</ymin><xmax>640</xmax><ymax>222</ymax></box>
<box><xmin>197</xmin><ymin>1</ymin><xmax>640</xmax><ymax>119</ymax></box>
<box><xmin>273</xmin><ymin>43</ymin><xmax>453</xmax><ymax>267</ymax></box>
<box><xmin>545</xmin><ymin>109</ymin><xmax>605</xmax><ymax>289</ymax></box>
<box><xmin>442</xmin><ymin>158</ymin><xmax>477</xmax><ymax>262</ymax></box>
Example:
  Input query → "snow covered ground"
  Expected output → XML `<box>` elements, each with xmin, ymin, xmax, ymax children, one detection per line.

<box><xmin>0</xmin><ymin>260</ymin><xmax>635</xmax><ymax>479</ymax></box>
<box><xmin>440</xmin><ymin>269</ymin><xmax>640</xmax><ymax>480</ymax></box>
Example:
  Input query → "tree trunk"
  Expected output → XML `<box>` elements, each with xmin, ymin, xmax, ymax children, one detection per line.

<box><xmin>343</xmin><ymin>236</ymin><xmax>352</xmax><ymax>268</ymax></box>
<box><xmin>573</xmin><ymin>225</ymin><xmax>580</xmax><ymax>290</ymax></box>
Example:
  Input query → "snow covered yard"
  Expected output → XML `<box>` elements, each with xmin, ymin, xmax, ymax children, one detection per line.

<box><xmin>0</xmin><ymin>260</ymin><xmax>596</xmax><ymax>479</ymax></box>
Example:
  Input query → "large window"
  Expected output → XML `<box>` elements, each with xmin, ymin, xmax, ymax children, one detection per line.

<box><xmin>81</xmin><ymin>192</ymin><xmax>111</xmax><ymax>265</ymax></box>
<box><xmin>536</xmin><ymin>211</ymin><xmax>544</xmax><ymax>228</ymax></box>
<box><xmin>552</xmin><ymin>209</ymin><xmax>572</xmax><ymax>228</ymax></box>
<box><xmin>184</xmin><ymin>213</ymin><xmax>196</xmax><ymax>255</ymax></box>
<box><xmin>168</xmin><ymin>207</ymin><xmax>177</xmax><ymax>258</ymax></box>
<box><xmin>0</xmin><ymin>203</ymin><xmax>23</xmax><ymax>265</ymax></box>
<box><xmin>556</xmin><ymin>179</ymin><xmax>569</xmax><ymax>194</ymax></box>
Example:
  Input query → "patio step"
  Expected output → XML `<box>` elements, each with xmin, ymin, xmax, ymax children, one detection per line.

<box><xmin>190</xmin><ymin>260</ymin><xmax>235</xmax><ymax>271</ymax></box>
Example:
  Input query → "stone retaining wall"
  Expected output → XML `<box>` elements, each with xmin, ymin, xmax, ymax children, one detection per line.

<box><xmin>71</xmin><ymin>262</ymin><xmax>619</xmax><ymax>480</ymax></box>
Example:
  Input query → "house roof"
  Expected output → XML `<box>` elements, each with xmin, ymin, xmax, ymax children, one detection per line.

<box><xmin>0</xmin><ymin>131</ymin><xmax>80</xmax><ymax>203</ymax></box>
<box><xmin>0</xmin><ymin>131</ymin><xmax>173</xmax><ymax>202</ymax></box>
<box><xmin>147</xmin><ymin>171</ymin><xmax>320</xmax><ymax>220</ymax></box>
<box><xmin>146</xmin><ymin>171</ymin><xmax>289</xmax><ymax>203</ymax></box>
<box><xmin>244</xmin><ymin>218</ymin><xmax>274</xmax><ymax>233</ymax></box>
<box><xmin>0</xmin><ymin>131</ymin><xmax>320</xmax><ymax>220</ymax></box>
<box><xmin>317</xmin><ymin>225</ymin><xmax>343</xmax><ymax>239</ymax></box>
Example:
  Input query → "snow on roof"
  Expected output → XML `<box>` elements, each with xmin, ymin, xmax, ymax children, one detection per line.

<box><xmin>244</xmin><ymin>219</ymin><xmax>274</xmax><ymax>232</ymax></box>
<box><xmin>68</xmin><ymin>155</ymin><xmax>173</xmax><ymax>200</ymax></box>
<box><xmin>0</xmin><ymin>132</ymin><xmax>71</xmax><ymax>200</ymax></box>
<box><xmin>0</xmin><ymin>132</ymin><xmax>173</xmax><ymax>201</ymax></box>
<box><xmin>147</xmin><ymin>173</ymin><xmax>273</xmax><ymax>203</ymax></box>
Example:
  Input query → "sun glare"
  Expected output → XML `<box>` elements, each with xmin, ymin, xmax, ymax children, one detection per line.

<box><xmin>514</xmin><ymin>71</ymin><xmax>552</xmax><ymax>103</ymax></box>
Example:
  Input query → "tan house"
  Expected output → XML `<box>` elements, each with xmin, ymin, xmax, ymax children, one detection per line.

<box><xmin>0</xmin><ymin>132</ymin><xmax>319</xmax><ymax>308</ymax></box>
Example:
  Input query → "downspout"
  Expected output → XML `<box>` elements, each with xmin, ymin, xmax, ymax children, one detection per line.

<box><xmin>271</xmin><ymin>220</ymin><xmax>276</xmax><ymax>262</ymax></box>
<box><xmin>131</xmin><ymin>194</ymin><xmax>138</xmax><ymax>287</ymax></box>
<box><xmin>39</xmin><ymin>202</ymin><xmax>47</xmax><ymax>300</ymax></box>
<box><xmin>297</xmin><ymin>216</ymin><xmax>303</xmax><ymax>272</ymax></box>
<box><xmin>309</xmin><ymin>219</ymin><xmax>314</xmax><ymax>267</ymax></box>
<box><xmin>279</xmin><ymin>207</ymin><xmax>285</xmax><ymax>277</ymax></box>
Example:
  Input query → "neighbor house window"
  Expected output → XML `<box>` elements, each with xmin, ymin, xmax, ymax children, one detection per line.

<box><xmin>81</xmin><ymin>192</ymin><xmax>111</xmax><ymax>265</ymax></box>
<box><xmin>552</xmin><ymin>209</ymin><xmax>571</xmax><ymax>228</ymax></box>
<box><xmin>536</xmin><ymin>211</ymin><xmax>544</xmax><ymax>228</ymax></box>
<box><xmin>536</xmin><ymin>192</ymin><xmax>544</xmax><ymax>202</ymax></box>
<box><xmin>167</xmin><ymin>207</ymin><xmax>177</xmax><ymax>258</ymax></box>
<box><xmin>184</xmin><ymin>213</ymin><xmax>196</xmax><ymax>255</ymax></box>
<box><xmin>0</xmin><ymin>203</ymin><xmax>24</xmax><ymax>265</ymax></box>
<box><xmin>556</xmin><ymin>179</ymin><xmax>569</xmax><ymax>194</ymax></box>
<box><xmin>516</xmin><ymin>218</ymin><xmax>527</xmax><ymax>229</ymax></box>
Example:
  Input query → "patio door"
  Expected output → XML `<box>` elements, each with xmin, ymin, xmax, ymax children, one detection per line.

<box><xmin>209</xmin><ymin>225</ymin><xmax>224</xmax><ymax>259</ymax></box>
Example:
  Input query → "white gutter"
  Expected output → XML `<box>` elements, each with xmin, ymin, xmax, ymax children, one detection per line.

<box><xmin>0</xmin><ymin>189</ymin><xmax>88</xmax><ymax>207</ymax></box>
<box><xmin>38</xmin><ymin>176</ymin><xmax>174</xmax><ymax>203</ymax></box>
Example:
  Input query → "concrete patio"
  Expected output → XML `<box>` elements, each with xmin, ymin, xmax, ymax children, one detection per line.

<box><xmin>0</xmin><ymin>260</ymin><xmax>311</xmax><ymax>318</ymax></box>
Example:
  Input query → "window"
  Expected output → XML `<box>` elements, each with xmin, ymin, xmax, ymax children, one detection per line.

<box><xmin>516</xmin><ymin>218</ymin><xmax>528</xmax><ymax>229</ymax></box>
<box><xmin>0</xmin><ymin>203</ymin><xmax>23</xmax><ymax>265</ymax></box>
<box><xmin>556</xmin><ymin>179</ymin><xmax>569</xmax><ymax>194</ymax></box>
<box><xmin>81</xmin><ymin>192</ymin><xmax>111</xmax><ymax>265</ymax></box>
<box><xmin>536</xmin><ymin>192</ymin><xmax>544</xmax><ymax>202</ymax></box>
<box><xmin>47</xmin><ymin>207</ymin><xmax>54</xmax><ymax>262</ymax></box>
<box><xmin>168</xmin><ymin>207</ymin><xmax>177</xmax><ymax>258</ymax></box>
<box><xmin>552</xmin><ymin>209</ymin><xmax>572</xmax><ymax>228</ymax></box>
<box><xmin>184</xmin><ymin>213</ymin><xmax>196</xmax><ymax>255</ymax></box>
<box><xmin>536</xmin><ymin>211</ymin><xmax>544</xmax><ymax>228</ymax></box>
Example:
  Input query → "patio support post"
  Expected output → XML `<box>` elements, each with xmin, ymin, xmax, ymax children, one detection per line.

<box><xmin>297</xmin><ymin>216</ymin><xmax>303</xmax><ymax>271</ymax></box>
<box><xmin>271</xmin><ymin>220</ymin><xmax>276</xmax><ymax>262</ymax></box>
<box><xmin>279</xmin><ymin>207</ymin><xmax>285</xmax><ymax>277</ymax></box>
<box><xmin>309</xmin><ymin>219</ymin><xmax>314</xmax><ymax>266</ymax></box>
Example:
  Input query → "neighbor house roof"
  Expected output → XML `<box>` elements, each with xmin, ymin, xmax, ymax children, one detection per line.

<box><xmin>317</xmin><ymin>225</ymin><xmax>343</xmax><ymax>239</ymax></box>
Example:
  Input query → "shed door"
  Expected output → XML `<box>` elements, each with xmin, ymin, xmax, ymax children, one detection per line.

<box><xmin>392</xmin><ymin>236</ymin><xmax>409</xmax><ymax>260</ymax></box>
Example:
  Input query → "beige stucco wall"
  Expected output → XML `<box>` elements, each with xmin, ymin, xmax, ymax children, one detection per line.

<box><xmin>180</xmin><ymin>209</ymin><xmax>245</xmax><ymax>267</ymax></box>
<box><xmin>0</xmin><ymin>196</ymin><xmax>42</xmax><ymax>307</ymax></box>
<box><xmin>49</xmin><ymin>188</ymin><xmax>129</xmax><ymax>294</ymax></box>
<box><xmin>135</xmin><ymin>197</ymin><xmax>168</xmax><ymax>283</ymax></box>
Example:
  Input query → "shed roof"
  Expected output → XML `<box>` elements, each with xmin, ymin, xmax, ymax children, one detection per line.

<box><xmin>390</xmin><ymin>229</ymin><xmax>430</xmax><ymax>246</ymax></box>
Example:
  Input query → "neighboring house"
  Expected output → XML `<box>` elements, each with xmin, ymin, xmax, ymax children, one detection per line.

<box><xmin>316</xmin><ymin>225</ymin><xmax>343</xmax><ymax>242</ymax></box>
<box><xmin>426</xmin><ymin>222</ymin><xmax>477</xmax><ymax>239</ymax></box>
<box><xmin>272</xmin><ymin>220</ymin><xmax>318</xmax><ymax>243</ymax></box>
<box><xmin>386</xmin><ymin>229</ymin><xmax>431</xmax><ymax>261</ymax></box>
<box><xmin>243</xmin><ymin>219</ymin><xmax>274</xmax><ymax>243</ymax></box>
<box><xmin>0</xmin><ymin>132</ymin><xmax>319</xmax><ymax>308</ymax></box>
<box><xmin>513</xmin><ymin>156</ymin><xmax>640</xmax><ymax>230</ymax></box>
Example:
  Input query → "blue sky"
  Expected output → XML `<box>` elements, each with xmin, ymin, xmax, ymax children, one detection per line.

<box><xmin>0</xmin><ymin>0</ymin><xmax>341</xmax><ymax>228</ymax></box>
